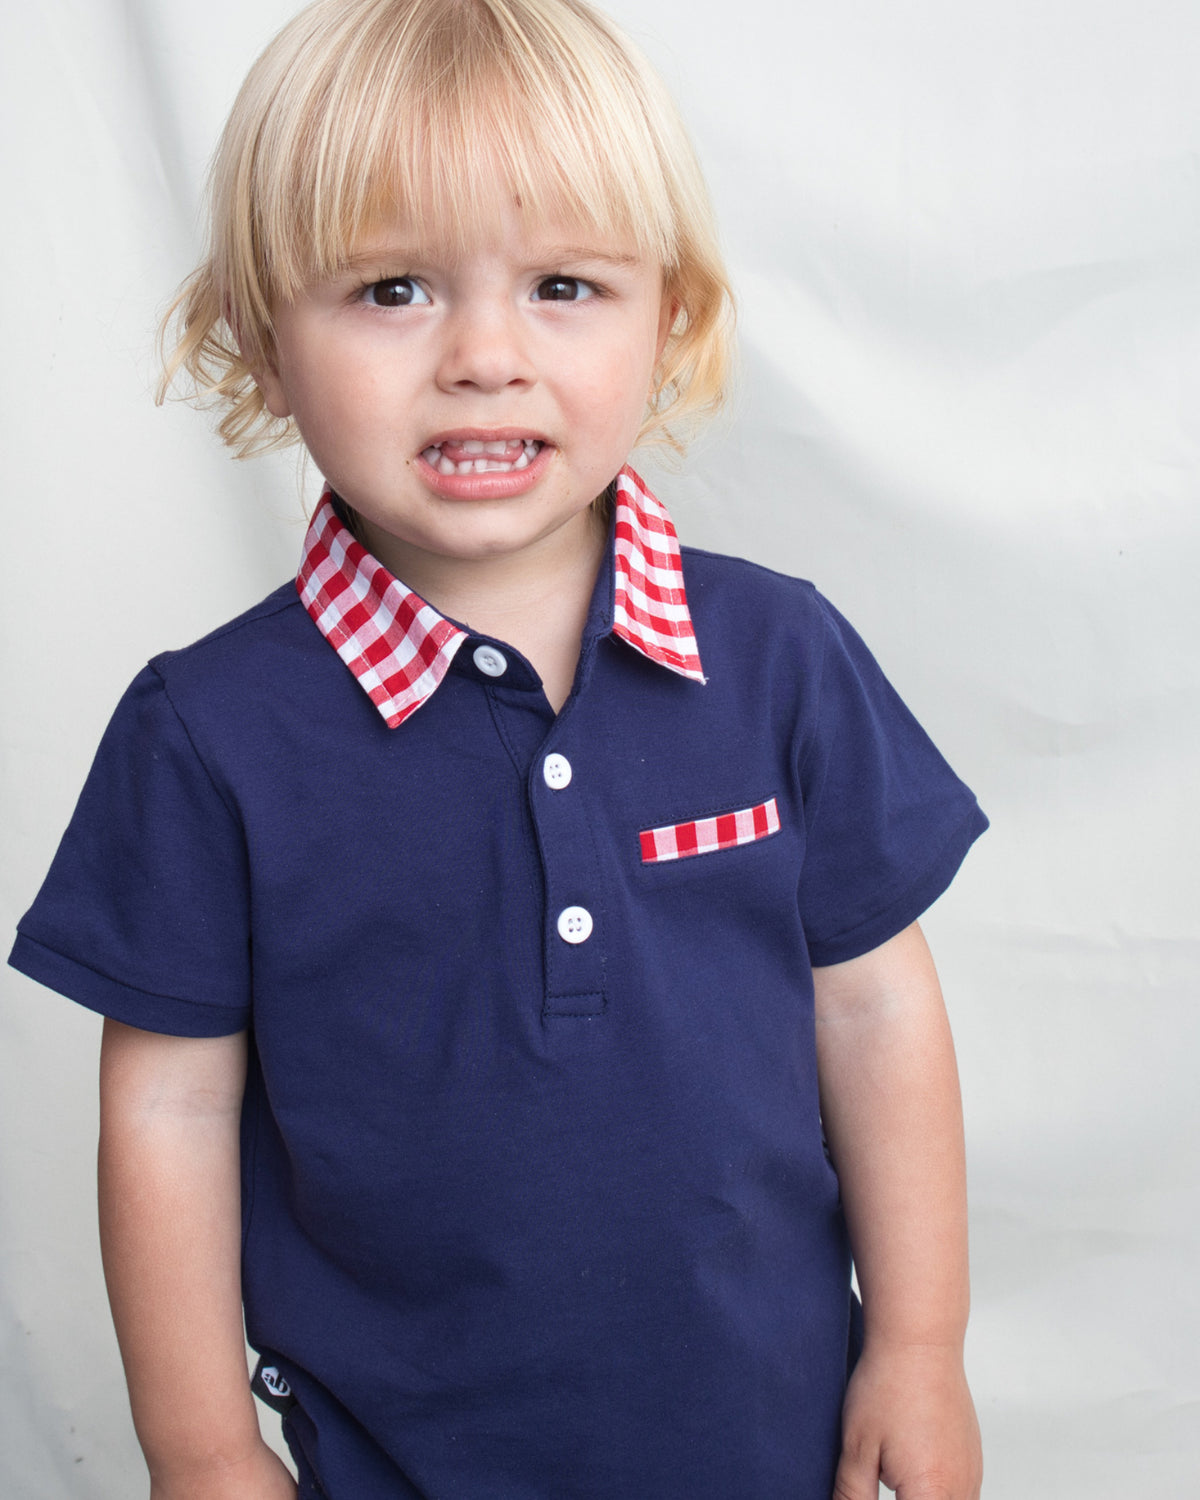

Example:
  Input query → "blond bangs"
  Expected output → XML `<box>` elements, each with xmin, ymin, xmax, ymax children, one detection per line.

<box><xmin>163</xmin><ymin>0</ymin><xmax>734</xmax><ymax>458</ymax></box>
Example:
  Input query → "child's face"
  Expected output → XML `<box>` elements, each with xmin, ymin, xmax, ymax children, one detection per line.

<box><xmin>256</xmin><ymin>203</ymin><xmax>673</xmax><ymax>588</ymax></box>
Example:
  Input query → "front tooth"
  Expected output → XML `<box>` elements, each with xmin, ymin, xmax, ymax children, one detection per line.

<box><xmin>484</xmin><ymin>440</ymin><xmax>510</xmax><ymax>455</ymax></box>
<box><xmin>463</xmin><ymin>440</ymin><xmax>485</xmax><ymax>454</ymax></box>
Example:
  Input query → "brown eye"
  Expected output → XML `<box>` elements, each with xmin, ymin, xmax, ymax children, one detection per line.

<box><xmin>533</xmin><ymin>276</ymin><xmax>592</xmax><ymax>302</ymax></box>
<box><xmin>363</xmin><ymin>277</ymin><xmax>429</xmax><ymax>307</ymax></box>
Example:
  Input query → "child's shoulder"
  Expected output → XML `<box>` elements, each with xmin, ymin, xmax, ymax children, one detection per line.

<box><xmin>678</xmin><ymin>543</ymin><xmax>844</xmax><ymax>645</ymax></box>
<box><xmin>144</xmin><ymin>579</ymin><xmax>313</xmax><ymax>687</ymax></box>
<box><xmin>675</xmin><ymin>545</ymin><xmax>903</xmax><ymax>715</ymax></box>
<box><xmin>680</xmin><ymin>542</ymin><xmax>819</xmax><ymax>596</ymax></box>
<box><xmin>149</xmin><ymin>581</ymin><xmax>304</xmax><ymax>675</ymax></box>
<box><xmin>134</xmin><ymin>579</ymin><xmax>329</xmax><ymax>740</ymax></box>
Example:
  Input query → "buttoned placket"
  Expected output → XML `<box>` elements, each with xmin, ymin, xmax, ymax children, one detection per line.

<box><xmin>533</xmin><ymin>718</ymin><xmax>607</xmax><ymax>1018</ymax></box>
<box><xmin>298</xmin><ymin>473</ymin><xmax>705</xmax><ymax>1029</ymax></box>
<box><xmin>467</xmin><ymin>634</ymin><xmax>609</xmax><ymax>1021</ymax></box>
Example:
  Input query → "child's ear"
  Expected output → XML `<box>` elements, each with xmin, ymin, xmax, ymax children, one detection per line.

<box><xmin>656</xmin><ymin>294</ymin><xmax>681</xmax><ymax>362</ymax></box>
<box><xmin>228</xmin><ymin>301</ymin><xmax>292</xmax><ymax>419</ymax></box>
<box><xmin>252</xmin><ymin>361</ymin><xmax>293</xmax><ymax>421</ymax></box>
<box><xmin>240</xmin><ymin>345</ymin><xmax>292</xmax><ymax>420</ymax></box>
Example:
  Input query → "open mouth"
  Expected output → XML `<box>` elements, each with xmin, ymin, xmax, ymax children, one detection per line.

<box><xmin>420</xmin><ymin>439</ymin><xmax>544</xmax><ymax>476</ymax></box>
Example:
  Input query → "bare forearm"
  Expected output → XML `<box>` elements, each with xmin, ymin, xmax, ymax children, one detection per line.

<box><xmin>98</xmin><ymin>1020</ymin><xmax>276</xmax><ymax>1491</ymax></box>
<box><xmin>815</xmin><ymin>923</ymin><xmax>981</xmax><ymax>1498</ymax></box>
<box><xmin>814</xmin><ymin>922</ymin><xmax>969</xmax><ymax>1350</ymax></box>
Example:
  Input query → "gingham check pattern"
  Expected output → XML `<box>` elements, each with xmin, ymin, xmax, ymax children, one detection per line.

<box><xmin>296</xmin><ymin>468</ymin><xmax>704</xmax><ymax>728</ymax></box>
<box><xmin>297</xmin><ymin>497</ymin><xmax>470</xmax><ymax>728</ymax></box>
<box><xmin>640</xmin><ymin>797</ymin><xmax>781</xmax><ymax>865</ymax></box>
<box><xmin>612</xmin><ymin>467</ymin><xmax>706</xmax><ymax>683</ymax></box>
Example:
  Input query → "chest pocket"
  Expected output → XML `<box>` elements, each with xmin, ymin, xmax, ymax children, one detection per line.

<box><xmin>639</xmin><ymin>796</ymin><xmax>781</xmax><ymax>864</ymax></box>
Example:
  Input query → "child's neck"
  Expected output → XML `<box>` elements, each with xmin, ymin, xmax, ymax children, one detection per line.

<box><xmin>365</xmin><ymin>509</ymin><xmax>608</xmax><ymax>716</ymax></box>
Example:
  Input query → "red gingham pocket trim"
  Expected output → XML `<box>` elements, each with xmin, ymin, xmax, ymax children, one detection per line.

<box><xmin>639</xmin><ymin>797</ymin><xmax>781</xmax><ymax>865</ymax></box>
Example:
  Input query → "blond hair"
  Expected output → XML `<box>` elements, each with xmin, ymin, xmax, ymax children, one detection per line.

<box><xmin>160</xmin><ymin>0</ymin><xmax>735</xmax><ymax>458</ymax></box>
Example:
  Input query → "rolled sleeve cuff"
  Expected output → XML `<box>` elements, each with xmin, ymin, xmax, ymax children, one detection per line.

<box><xmin>8</xmin><ymin>934</ymin><xmax>249</xmax><ymax>1037</ymax></box>
<box><xmin>805</xmin><ymin>800</ymin><xmax>988</xmax><ymax>968</ymax></box>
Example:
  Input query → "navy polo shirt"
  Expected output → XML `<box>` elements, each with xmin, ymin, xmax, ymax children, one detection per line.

<box><xmin>11</xmin><ymin>471</ymin><xmax>986</xmax><ymax>1499</ymax></box>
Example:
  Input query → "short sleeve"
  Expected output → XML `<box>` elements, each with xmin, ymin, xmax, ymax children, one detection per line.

<box><xmin>796</xmin><ymin>596</ymin><xmax>987</xmax><ymax>967</ymax></box>
<box><xmin>8</xmin><ymin>666</ymin><xmax>252</xmax><ymax>1035</ymax></box>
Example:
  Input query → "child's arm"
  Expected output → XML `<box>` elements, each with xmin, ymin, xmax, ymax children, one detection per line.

<box><xmin>814</xmin><ymin>922</ymin><xmax>983</xmax><ymax>1500</ymax></box>
<box><xmin>98</xmin><ymin>1019</ymin><xmax>296</xmax><ymax>1500</ymax></box>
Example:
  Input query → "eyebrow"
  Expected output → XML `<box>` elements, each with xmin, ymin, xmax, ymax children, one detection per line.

<box><xmin>539</xmin><ymin>246</ymin><xmax>642</xmax><ymax>268</ymax></box>
<box><xmin>339</xmin><ymin>244</ymin><xmax>643</xmax><ymax>273</ymax></box>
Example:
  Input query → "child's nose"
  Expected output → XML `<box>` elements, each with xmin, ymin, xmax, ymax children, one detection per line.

<box><xmin>435</xmin><ymin>303</ymin><xmax>535</xmax><ymax>394</ymax></box>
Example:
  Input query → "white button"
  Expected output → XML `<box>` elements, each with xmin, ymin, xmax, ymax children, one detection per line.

<box><xmin>556</xmin><ymin>906</ymin><xmax>593</xmax><ymax>944</ymax></box>
<box><xmin>473</xmin><ymin>645</ymin><xmax>507</xmax><ymax>678</ymax></box>
<box><xmin>543</xmin><ymin>753</ymin><xmax>573</xmax><ymax>790</ymax></box>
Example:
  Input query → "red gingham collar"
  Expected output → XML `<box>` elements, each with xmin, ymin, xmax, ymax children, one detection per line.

<box><xmin>296</xmin><ymin>465</ymin><xmax>705</xmax><ymax>729</ymax></box>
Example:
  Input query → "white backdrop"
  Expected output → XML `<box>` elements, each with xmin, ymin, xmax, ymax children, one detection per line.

<box><xmin>2</xmin><ymin>1</ymin><xmax>1198</xmax><ymax>1495</ymax></box>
